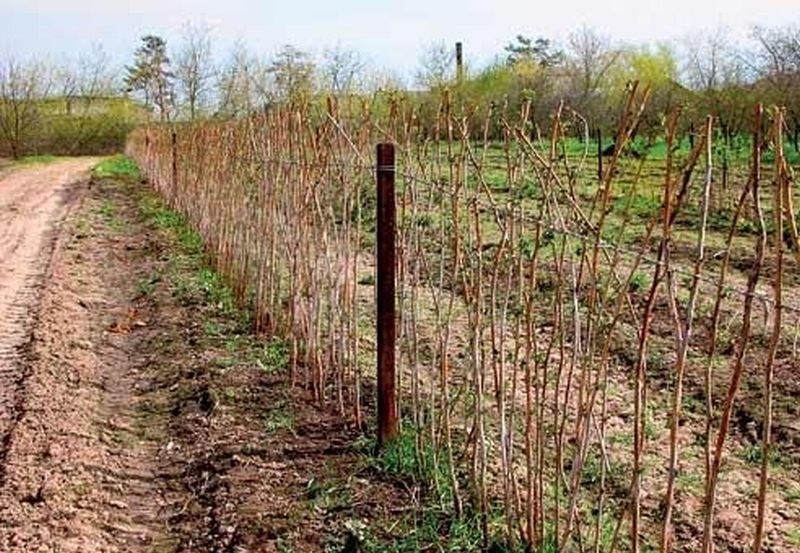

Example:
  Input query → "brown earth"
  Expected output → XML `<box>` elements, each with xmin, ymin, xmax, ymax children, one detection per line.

<box><xmin>0</xmin><ymin>158</ymin><xmax>98</xmax><ymax>477</ymax></box>
<box><xmin>0</xmin><ymin>161</ymin><xmax>409</xmax><ymax>553</ymax></box>
<box><xmin>0</xmin><ymin>158</ymin><xmax>174</xmax><ymax>551</ymax></box>
<box><xmin>4</xmin><ymin>158</ymin><xmax>793</xmax><ymax>553</ymax></box>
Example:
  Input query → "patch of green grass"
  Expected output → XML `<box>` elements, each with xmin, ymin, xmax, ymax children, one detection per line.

<box><xmin>16</xmin><ymin>154</ymin><xmax>62</xmax><ymax>165</ymax></box>
<box><xmin>257</xmin><ymin>339</ymin><xmax>289</xmax><ymax>373</ymax></box>
<box><xmin>96</xmin><ymin>198</ymin><xmax>127</xmax><ymax>231</ymax></box>
<box><xmin>356</xmin><ymin>507</ymin><xmax>488</xmax><ymax>553</ymax></box>
<box><xmin>263</xmin><ymin>399</ymin><xmax>294</xmax><ymax>433</ymax></box>
<box><xmin>136</xmin><ymin>271</ymin><xmax>161</xmax><ymax>298</ymax></box>
<box><xmin>305</xmin><ymin>477</ymin><xmax>353</xmax><ymax>512</ymax></box>
<box><xmin>785</xmin><ymin>485</ymin><xmax>800</xmax><ymax>504</ymax></box>
<box><xmin>629</xmin><ymin>270</ymin><xmax>649</xmax><ymax>293</ymax></box>
<box><xmin>609</xmin><ymin>431</ymin><xmax>634</xmax><ymax>446</ymax></box>
<box><xmin>99</xmin><ymin>198</ymin><xmax>116</xmax><ymax>219</ymax></box>
<box><xmin>210</xmin><ymin>356</ymin><xmax>237</xmax><ymax>370</ymax></box>
<box><xmin>367</xmin><ymin>428</ymin><xmax>420</xmax><ymax>479</ymax></box>
<box><xmin>169</xmin><ymin>259</ymin><xmax>238</xmax><ymax>318</ymax></box>
<box><xmin>644</xmin><ymin>403</ymin><xmax>660</xmax><ymax>441</ymax></box>
<box><xmin>682</xmin><ymin>394</ymin><xmax>705</xmax><ymax>416</ymax></box>
<box><xmin>92</xmin><ymin>155</ymin><xmax>142</xmax><ymax>179</ymax></box>
<box><xmin>203</xmin><ymin>320</ymin><xmax>224</xmax><ymax>337</ymax></box>
<box><xmin>222</xmin><ymin>387</ymin><xmax>238</xmax><ymax>402</ymax></box>
<box><xmin>137</xmin><ymin>189</ymin><xmax>256</xmax><ymax>345</ymax></box>
<box><xmin>786</xmin><ymin>525</ymin><xmax>800</xmax><ymax>548</ymax></box>
<box><xmin>616</xmin><ymin>193</ymin><xmax>662</xmax><ymax>221</ymax></box>
<box><xmin>740</xmin><ymin>444</ymin><xmax>783</xmax><ymax>468</ymax></box>
<box><xmin>676</xmin><ymin>470</ymin><xmax>704</xmax><ymax>493</ymax></box>
<box><xmin>139</xmin><ymin>195</ymin><xmax>203</xmax><ymax>254</ymax></box>
<box><xmin>358</xmin><ymin>426</ymin><xmax>464</xmax><ymax>514</ymax></box>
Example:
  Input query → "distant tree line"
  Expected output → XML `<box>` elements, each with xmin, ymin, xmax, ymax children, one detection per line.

<box><xmin>415</xmin><ymin>25</ymin><xmax>800</xmax><ymax>147</ymax></box>
<box><xmin>2</xmin><ymin>22</ymin><xmax>800</xmax><ymax>157</ymax></box>
<box><xmin>0</xmin><ymin>45</ymin><xmax>139</xmax><ymax>158</ymax></box>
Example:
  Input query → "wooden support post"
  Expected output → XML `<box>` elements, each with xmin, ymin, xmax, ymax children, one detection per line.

<box><xmin>376</xmin><ymin>143</ymin><xmax>398</xmax><ymax>449</ymax></box>
<box><xmin>456</xmin><ymin>42</ymin><xmax>464</xmax><ymax>85</ymax></box>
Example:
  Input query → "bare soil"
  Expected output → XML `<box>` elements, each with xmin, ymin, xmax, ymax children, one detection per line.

<box><xmin>0</xmin><ymin>161</ymin><xmax>408</xmax><ymax>552</ymax></box>
<box><xmin>0</xmin><ymin>158</ymin><xmax>98</xmax><ymax>481</ymax></box>
<box><xmin>4</xmin><ymin>158</ymin><xmax>793</xmax><ymax>553</ymax></box>
<box><xmin>0</xmin><ymin>159</ymin><xmax>176</xmax><ymax>551</ymax></box>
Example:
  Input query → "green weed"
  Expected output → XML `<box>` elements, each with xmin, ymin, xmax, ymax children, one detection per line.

<box><xmin>741</xmin><ymin>444</ymin><xmax>783</xmax><ymax>468</ymax></box>
<box><xmin>97</xmin><ymin>198</ymin><xmax>127</xmax><ymax>231</ymax></box>
<box><xmin>263</xmin><ymin>400</ymin><xmax>294</xmax><ymax>433</ymax></box>
<box><xmin>357</xmin><ymin>506</ymin><xmax>487</xmax><ymax>553</ymax></box>
<box><xmin>92</xmin><ymin>155</ymin><xmax>142</xmax><ymax>179</ymax></box>
<box><xmin>136</xmin><ymin>271</ymin><xmax>161</xmax><ymax>297</ymax></box>
<box><xmin>785</xmin><ymin>485</ymin><xmax>800</xmax><ymax>504</ymax></box>
<box><xmin>786</xmin><ymin>526</ymin><xmax>800</xmax><ymax>548</ymax></box>
<box><xmin>259</xmin><ymin>339</ymin><xmax>289</xmax><ymax>371</ymax></box>
<box><xmin>629</xmin><ymin>271</ymin><xmax>649</xmax><ymax>293</ymax></box>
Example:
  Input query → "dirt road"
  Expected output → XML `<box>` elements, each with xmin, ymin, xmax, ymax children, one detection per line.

<box><xmin>0</xmin><ymin>159</ymin><xmax>401</xmax><ymax>553</ymax></box>
<box><xmin>0</xmin><ymin>159</ymin><xmax>97</xmax><ymax>474</ymax></box>
<box><xmin>0</xmin><ymin>159</ymin><xmax>180</xmax><ymax>552</ymax></box>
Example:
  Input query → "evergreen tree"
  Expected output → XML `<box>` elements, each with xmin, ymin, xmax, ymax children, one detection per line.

<box><xmin>125</xmin><ymin>35</ymin><xmax>174</xmax><ymax>121</ymax></box>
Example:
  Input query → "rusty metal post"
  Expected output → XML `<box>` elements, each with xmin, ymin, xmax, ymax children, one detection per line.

<box><xmin>596</xmin><ymin>128</ymin><xmax>603</xmax><ymax>181</ymax></box>
<box><xmin>171</xmin><ymin>130</ymin><xmax>178</xmax><ymax>194</ymax></box>
<box><xmin>376</xmin><ymin>143</ymin><xmax>398</xmax><ymax>449</ymax></box>
<box><xmin>456</xmin><ymin>42</ymin><xmax>464</xmax><ymax>85</ymax></box>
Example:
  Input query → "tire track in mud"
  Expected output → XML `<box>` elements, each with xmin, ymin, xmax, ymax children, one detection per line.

<box><xmin>0</xmin><ymin>159</ymin><xmax>96</xmax><ymax>483</ymax></box>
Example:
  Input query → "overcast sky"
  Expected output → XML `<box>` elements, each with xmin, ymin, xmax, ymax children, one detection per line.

<box><xmin>1</xmin><ymin>0</ymin><xmax>798</xmax><ymax>79</ymax></box>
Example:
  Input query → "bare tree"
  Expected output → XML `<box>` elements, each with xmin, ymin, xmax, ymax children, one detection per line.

<box><xmin>0</xmin><ymin>58</ymin><xmax>51</xmax><ymax>158</ymax></box>
<box><xmin>415</xmin><ymin>41</ymin><xmax>455</xmax><ymax>90</ymax></box>
<box><xmin>214</xmin><ymin>42</ymin><xmax>270</xmax><ymax>117</ymax></box>
<box><xmin>76</xmin><ymin>44</ymin><xmax>117</xmax><ymax>97</ymax></box>
<box><xmin>682</xmin><ymin>28</ymin><xmax>747</xmax><ymax>91</ymax></box>
<box><xmin>321</xmin><ymin>44</ymin><xmax>367</xmax><ymax>95</ymax></box>
<box><xmin>362</xmin><ymin>66</ymin><xmax>406</xmax><ymax>93</ymax></box>
<box><xmin>752</xmin><ymin>24</ymin><xmax>800</xmax><ymax>147</ymax></box>
<box><xmin>752</xmin><ymin>24</ymin><xmax>800</xmax><ymax>76</ymax></box>
<box><xmin>175</xmin><ymin>22</ymin><xmax>215</xmax><ymax>120</ymax></box>
<box><xmin>681</xmin><ymin>28</ymin><xmax>753</xmax><ymax>139</ymax></box>
<box><xmin>269</xmin><ymin>44</ymin><xmax>315</xmax><ymax>103</ymax></box>
<box><xmin>565</xmin><ymin>26</ymin><xmax>620</xmax><ymax>125</ymax></box>
<box><xmin>57</xmin><ymin>44</ymin><xmax>117</xmax><ymax>114</ymax></box>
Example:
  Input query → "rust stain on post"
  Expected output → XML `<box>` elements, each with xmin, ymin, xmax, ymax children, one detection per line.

<box><xmin>376</xmin><ymin>143</ymin><xmax>397</xmax><ymax>449</ymax></box>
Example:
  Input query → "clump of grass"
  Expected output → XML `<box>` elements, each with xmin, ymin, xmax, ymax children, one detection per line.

<box><xmin>262</xmin><ymin>398</ymin><xmax>294</xmax><ymax>433</ymax></box>
<box><xmin>93</xmin><ymin>155</ymin><xmax>141</xmax><ymax>179</ymax></box>
<box><xmin>138</xmin><ymin>195</ymin><xmax>202</xmax><ymax>254</ymax></box>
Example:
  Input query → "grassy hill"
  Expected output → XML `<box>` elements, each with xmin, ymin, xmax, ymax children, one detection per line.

<box><xmin>0</xmin><ymin>95</ymin><xmax>146</xmax><ymax>158</ymax></box>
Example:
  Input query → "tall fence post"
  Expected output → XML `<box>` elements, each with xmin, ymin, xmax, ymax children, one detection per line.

<box><xmin>456</xmin><ymin>42</ymin><xmax>464</xmax><ymax>85</ymax></box>
<box><xmin>596</xmin><ymin>128</ymin><xmax>603</xmax><ymax>181</ymax></box>
<box><xmin>376</xmin><ymin>143</ymin><xmax>398</xmax><ymax>449</ymax></box>
<box><xmin>171</xmin><ymin>130</ymin><xmax>178</xmax><ymax>196</ymax></box>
